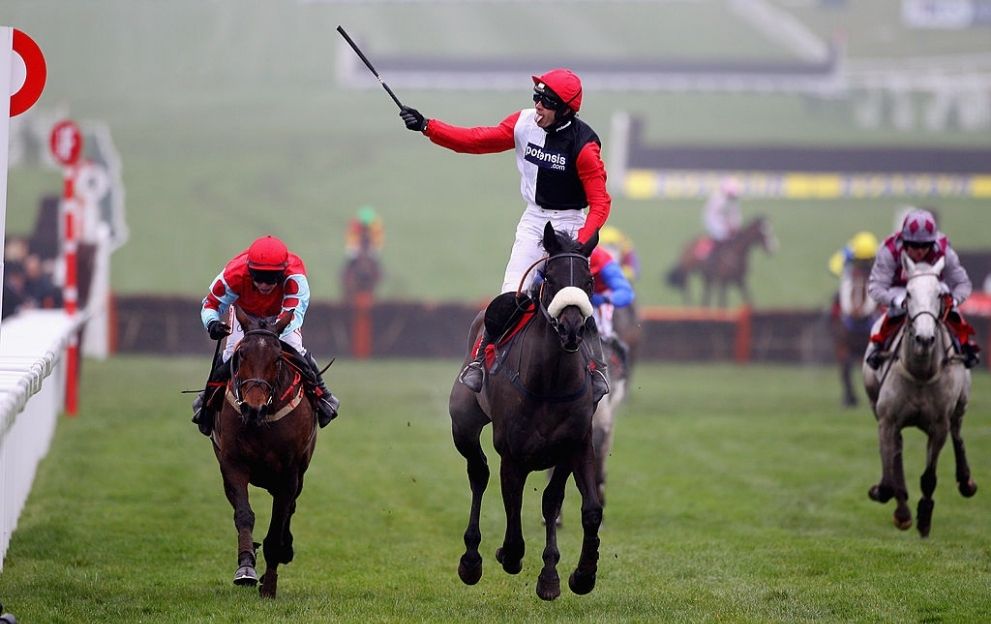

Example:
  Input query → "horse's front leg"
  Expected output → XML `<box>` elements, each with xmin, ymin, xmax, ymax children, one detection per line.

<box><xmin>221</xmin><ymin>467</ymin><xmax>258</xmax><ymax>586</ymax></box>
<box><xmin>451</xmin><ymin>397</ymin><xmax>490</xmax><ymax>585</ymax></box>
<box><xmin>869</xmin><ymin>419</ymin><xmax>912</xmax><ymax>530</ymax></box>
<box><xmin>950</xmin><ymin>403</ymin><xmax>977</xmax><ymax>498</ymax></box>
<box><xmin>917</xmin><ymin>424</ymin><xmax>948</xmax><ymax>538</ymax></box>
<box><xmin>259</xmin><ymin>482</ymin><xmax>300</xmax><ymax>599</ymax></box>
<box><xmin>495</xmin><ymin>460</ymin><xmax>526</xmax><ymax>575</ymax></box>
<box><xmin>536</xmin><ymin>464</ymin><xmax>570</xmax><ymax>601</ymax></box>
<box><xmin>568</xmin><ymin>435</ymin><xmax>603</xmax><ymax>595</ymax></box>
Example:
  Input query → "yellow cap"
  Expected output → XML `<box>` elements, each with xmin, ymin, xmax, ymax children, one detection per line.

<box><xmin>599</xmin><ymin>225</ymin><xmax>624</xmax><ymax>246</ymax></box>
<box><xmin>849</xmin><ymin>231</ymin><xmax>879</xmax><ymax>260</ymax></box>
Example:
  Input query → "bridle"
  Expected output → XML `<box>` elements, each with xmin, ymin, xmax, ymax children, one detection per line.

<box><xmin>536</xmin><ymin>252</ymin><xmax>592</xmax><ymax>350</ymax></box>
<box><xmin>230</xmin><ymin>328</ymin><xmax>284</xmax><ymax>410</ymax></box>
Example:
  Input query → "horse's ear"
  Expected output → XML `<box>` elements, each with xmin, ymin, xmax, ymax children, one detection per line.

<box><xmin>234</xmin><ymin>305</ymin><xmax>250</xmax><ymax>330</ymax></box>
<box><xmin>580</xmin><ymin>230</ymin><xmax>599</xmax><ymax>258</ymax></box>
<box><xmin>274</xmin><ymin>311</ymin><xmax>292</xmax><ymax>336</ymax></box>
<box><xmin>902</xmin><ymin>252</ymin><xmax>916</xmax><ymax>275</ymax></box>
<box><xmin>542</xmin><ymin>222</ymin><xmax>559</xmax><ymax>254</ymax></box>
<box><xmin>932</xmin><ymin>256</ymin><xmax>945</xmax><ymax>275</ymax></box>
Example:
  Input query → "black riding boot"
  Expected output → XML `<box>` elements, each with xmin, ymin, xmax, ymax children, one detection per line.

<box><xmin>192</xmin><ymin>353</ymin><xmax>230</xmax><ymax>436</ymax></box>
<box><xmin>459</xmin><ymin>292</ymin><xmax>532</xmax><ymax>393</ymax></box>
<box><xmin>458</xmin><ymin>331</ymin><xmax>491</xmax><ymax>393</ymax></box>
<box><xmin>961</xmin><ymin>342</ymin><xmax>981</xmax><ymax>369</ymax></box>
<box><xmin>584</xmin><ymin>318</ymin><xmax>611</xmax><ymax>405</ymax></box>
<box><xmin>304</xmin><ymin>351</ymin><xmax>340</xmax><ymax>427</ymax></box>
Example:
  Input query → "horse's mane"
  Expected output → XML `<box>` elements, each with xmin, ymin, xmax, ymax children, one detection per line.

<box><xmin>541</xmin><ymin>230</ymin><xmax>583</xmax><ymax>255</ymax></box>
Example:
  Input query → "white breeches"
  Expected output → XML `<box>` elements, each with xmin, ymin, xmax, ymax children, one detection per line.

<box><xmin>593</xmin><ymin>302</ymin><xmax>615</xmax><ymax>338</ymax></box>
<box><xmin>221</xmin><ymin>309</ymin><xmax>305</xmax><ymax>362</ymax></box>
<box><xmin>502</xmin><ymin>204</ymin><xmax>586</xmax><ymax>294</ymax></box>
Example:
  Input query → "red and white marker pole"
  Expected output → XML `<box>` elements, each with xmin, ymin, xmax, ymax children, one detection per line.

<box><xmin>49</xmin><ymin>120</ymin><xmax>83</xmax><ymax>416</ymax></box>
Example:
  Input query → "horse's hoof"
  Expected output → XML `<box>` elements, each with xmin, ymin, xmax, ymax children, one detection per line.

<box><xmin>893</xmin><ymin>510</ymin><xmax>913</xmax><ymax>531</ymax></box>
<box><xmin>258</xmin><ymin>571</ymin><xmax>277</xmax><ymax>599</ymax></box>
<box><xmin>959</xmin><ymin>479</ymin><xmax>978</xmax><ymax>498</ymax></box>
<box><xmin>458</xmin><ymin>553</ymin><xmax>482</xmax><ymax>585</ymax></box>
<box><xmin>536</xmin><ymin>571</ymin><xmax>561</xmax><ymax>601</ymax></box>
<box><xmin>868</xmin><ymin>484</ymin><xmax>892</xmax><ymax>503</ymax></box>
<box><xmin>568</xmin><ymin>570</ymin><xmax>596</xmax><ymax>595</ymax></box>
<box><xmin>233</xmin><ymin>565</ymin><xmax>258</xmax><ymax>586</ymax></box>
<box><xmin>495</xmin><ymin>548</ymin><xmax>522</xmax><ymax>575</ymax></box>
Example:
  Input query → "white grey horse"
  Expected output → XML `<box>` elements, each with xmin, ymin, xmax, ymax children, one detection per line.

<box><xmin>862</xmin><ymin>255</ymin><xmax>977</xmax><ymax>537</ymax></box>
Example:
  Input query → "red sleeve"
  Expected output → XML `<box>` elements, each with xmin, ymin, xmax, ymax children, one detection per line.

<box><xmin>575</xmin><ymin>142</ymin><xmax>611</xmax><ymax>243</ymax></box>
<box><xmin>423</xmin><ymin>112</ymin><xmax>519</xmax><ymax>154</ymax></box>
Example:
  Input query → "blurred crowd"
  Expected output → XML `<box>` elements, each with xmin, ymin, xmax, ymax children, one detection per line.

<box><xmin>2</xmin><ymin>235</ymin><xmax>61</xmax><ymax>319</ymax></box>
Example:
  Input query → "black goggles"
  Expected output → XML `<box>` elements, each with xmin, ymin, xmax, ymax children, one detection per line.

<box><xmin>533</xmin><ymin>90</ymin><xmax>564</xmax><ymax>110</ymax></box>
<box><xmin>249</xmin><ymin>269</ymin><xmax>284</xmax><ymax>285</ymax></box>
<box><xmin>904</xmin><ymin>241</ymin><xmax>933</xmax><ymax>250</ymax></box>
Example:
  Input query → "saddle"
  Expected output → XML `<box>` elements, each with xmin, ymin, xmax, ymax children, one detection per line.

<box><xmin>473</xmin><ymin>301</ymin><xmax>537</xmax><ymax>371</ymax></box>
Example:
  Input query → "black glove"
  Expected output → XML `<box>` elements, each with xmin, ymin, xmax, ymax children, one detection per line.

<box><xmin>207</xmin><ymin>320</ymin><xmax>231</xmax><ymax>340</ymax></box>
<box><xmin>400</xmin><ymin>106</ymin><xmax>427</xmax><ymax>132</ymax></box>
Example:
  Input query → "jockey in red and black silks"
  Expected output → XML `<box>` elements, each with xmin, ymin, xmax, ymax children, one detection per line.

<box><xmin>193</xmin><ymin>235</ymin><xmax>339</xmax><ymax>434</ymax></box>
<box><xmin>866</xmin><ymin>209</ymin><xmax>980</xmax><ymax>369</ymax></box>
<box><xmin>399</xmin><ymin>69</ymin><xmax>612</xmax><ymax>399</ymax></box>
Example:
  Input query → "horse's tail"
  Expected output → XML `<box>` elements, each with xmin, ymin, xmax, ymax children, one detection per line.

<box><xmin>666</xmin><ymin>264</ymin><xmax>687</xmax><ymax>289</ymax></box>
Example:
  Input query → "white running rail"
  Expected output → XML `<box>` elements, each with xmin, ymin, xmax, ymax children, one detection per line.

<box><xmin>0</xmin><ymin>309</ymin><xmax>83</xmax><ymax>570</ymax></box>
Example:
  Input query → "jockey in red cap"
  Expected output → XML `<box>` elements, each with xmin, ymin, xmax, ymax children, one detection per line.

<box><xmin>398</xmin><ymin>69</ymin><xmax>612</xmax><ymax>400</ymax></box>
<box><xmin>865</xmin><ymin>209</ymin><xmax>980</xmax><ymax>369</ymax></box>
<box><xmin>192</xmin><ymin>235</ymin><xmax>340</xmax><ymax>435</ymax></box>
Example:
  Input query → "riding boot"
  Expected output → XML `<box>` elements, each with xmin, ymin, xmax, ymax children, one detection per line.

<box><xmin>192</xmin><ymin>353</ymin><xmax>230</xmax><ymax>436</ymax></box>
<box><xmin>584</xmin><ymin>318</ymin><xmax>611</xmax><ymax>405</ymax></box>
<box><xmin>304</xmin><ymin>351</ymin><xmax>340</xmax><ymax>427</ymax></box>
<box><xmin>865</xmin><ymin>341</ymin><xmax>885</xmax><ymax>370</ymax></box>
<box><xmin>961</xmin><ymin>342</ymin><xmax>981</xmax><ymax>369</ymax></box>
<box><xmin>459</xmin><ymin>292</ymin><xmax>532</xmax><ymax>393</ymax></box>
<box><xmin>458</xmin><ymin>331</ymin><xmax>491</xmax><ymax>393</ymax></box>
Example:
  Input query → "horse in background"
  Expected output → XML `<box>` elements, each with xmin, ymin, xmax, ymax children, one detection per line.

<box><xmin>666</xmin><ymin>216</ymin><xmax>778</xmax><ymax>307</ymax></box>
<box><xmin>211</xmin><ymin>306</ymin><xmax>319</xmax><ymax>597</ymax></box>
<box><xmin>341</xmin><ymin>247</ymin><xmax>382</xmax><ymax>299</ymax></box>
<box><xmin>831</xmin><ymin>258</ymin><xmax>879</xmax><ymax>407</ymax></box>
<box><xmin>862</xmin><ymin>255</ymin><xmax>976</xmax><ymax>537</ymax></box>
<box><xmin>449</xmin><ymin>222</ymin><xmax>603</xmax><ymax>601</ymax></box>
<box><xmin>591</xmin><ymin>332</ymin><xmax>629</xmax><ymax>506</ymax></box>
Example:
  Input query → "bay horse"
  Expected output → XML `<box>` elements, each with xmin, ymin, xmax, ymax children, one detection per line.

<box><xmin>341</xmin><ymin>248</ymin><xmax>382</xmax><ymax>299</ymax></box>
<box><xmin>211</xmin><ymin>306</ymin><xmax>319</xmax><ymax>597</ymax></box>
<box><xmin>666</xmin><ymin>216</ymin><xmax>778</xmax><ymax>307</ymax></box>
<box><xmin>862</xmin><ymin>255</ymin><xmax>976</xmax><ymax>537</ymax></box>
<box><xmin>449</xmin><ymin>222</ymin><xmax>603</xmax><ymax>601</ymax></box>
<box><xmin>831</xmin><ymin>258</ymin><xmax>879</xmax><ymax>407</ymax></box>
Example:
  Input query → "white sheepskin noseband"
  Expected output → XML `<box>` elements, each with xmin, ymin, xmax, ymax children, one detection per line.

<box><xmin>547</xmin><ymin>286</ymin><xmax>593</xmax><ymax>320</ymax></box>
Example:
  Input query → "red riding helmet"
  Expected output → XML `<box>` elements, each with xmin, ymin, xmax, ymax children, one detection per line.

<box><xmin>532</xmin><ymin>68</ymin><xmax>583</xmax><ymax>113</ymax></box>
<box><xmin>247</xmin><ymin>235</ymin><xmax>289</xmax><ymax>271</ymax></box>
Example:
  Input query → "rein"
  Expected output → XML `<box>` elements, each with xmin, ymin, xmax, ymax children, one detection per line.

<box><xmin>229</xmin><ymin>329</ymin><xmax>303</xmax><ymax>420</ymax></box>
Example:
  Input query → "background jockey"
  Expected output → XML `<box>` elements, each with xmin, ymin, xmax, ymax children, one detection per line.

<box><xmin>590</xmin><ymin>246</ymin><xmax>635</xmax><ymax>361</ymax></box>
<box><xmin>399</xmin><ymin>68</ymin><xmax>611</xmax><ymax>400</ymax></box>
<box><xmin>829</xmin><ymin>230</ymin><xmax>880</xmax><ymax>333</ymax></box>
<box><xmin>346</xmin><ymin>206</ymin><xmax>384</xmax><ymax>259</ymax></box>
<box><xmin>865</xmin><ymin>209</ymin><xmax>980</xmax><ymax>369</ymax></box>
<box><xmin>192</xmin><ymin>235</ymin><xmax>340</xmax><ymax>435</ymax></box>
<box><xmin>703</xmin><ymin>176</ymin><xmax>743</xmax><ymax>248</ymax></box>
<box><xmin>598</xmin><ymin>225</ymin><xmax>640</xmax><ymax>283</ymax></box>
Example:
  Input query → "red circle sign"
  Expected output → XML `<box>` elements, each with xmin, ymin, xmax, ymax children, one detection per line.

<box><xmin>10</xmin><ymin>29</ymin><xmax>47</xmax><ymax>117</ymax></box>
<box><xmin>49</xmin><ymin>120</ymin><xmax>83</xmax><ymax>167</ymax></box>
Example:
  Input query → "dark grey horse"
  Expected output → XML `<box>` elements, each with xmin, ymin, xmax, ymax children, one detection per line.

<box><xmin>863</xmin><ymin>255</ymin><xmax>976</xmax><ymax>537</ymax></box>
<box><xmin>449</xmin><ymin>222</ymin><xmax>603</xmax><ymax>601</ymax></box>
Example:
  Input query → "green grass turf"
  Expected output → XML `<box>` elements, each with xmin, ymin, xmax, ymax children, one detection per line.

<box><xmin>4</xmin><ymin>2</ymin><xmax>989</xmax><ymax>309</ymax></box>
<box><xmin>0</xmin><ymin>356</ymin><xmax>989</xmax><ymax>622</ymax></box>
